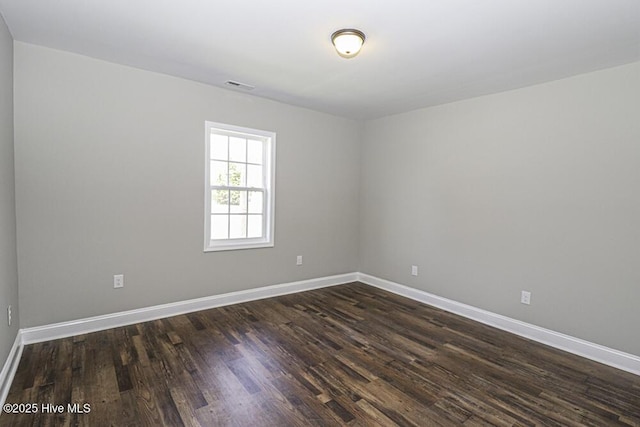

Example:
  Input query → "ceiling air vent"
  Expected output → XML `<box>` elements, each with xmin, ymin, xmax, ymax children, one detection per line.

<box><xmin>225</xmin><ymin>80</ymin><xmax>255</xmax><ymax>90</ymax></box>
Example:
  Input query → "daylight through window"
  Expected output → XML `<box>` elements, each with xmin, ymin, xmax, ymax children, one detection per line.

<box><xmin>204</xmin><ymin>122</ymin><xmax>275</xmax><ymax>251</ymax></box>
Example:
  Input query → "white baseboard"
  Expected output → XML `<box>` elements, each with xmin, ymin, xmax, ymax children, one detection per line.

<box><xmin>357</xmin><ymin>273</ymin><xmax>640</xmax><ymax>376</ymax></box>
<box><xmin>0</xmin><ymin>331</ymin><xmax>24</xmax><ymax>406</ymax></box>
<box><xmin>3</xmin><ymin>270</ymin><xmax>638</xmax><ymax>403</ymax></box>
<box><xmin>21</xmin><ymin>272</ymin><xmax>358</xmax><ymax>345</ymax></box>
<box><xmin>2</xmin><ymin>273</ymin><xmax>356</xmax><ymax>403</ymax></box>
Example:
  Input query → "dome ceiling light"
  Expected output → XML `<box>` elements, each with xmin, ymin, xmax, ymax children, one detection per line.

<box><xmin>331</xmin><ymin>29</ymin><xmax>366</xmax><ymax>59</ymax></box>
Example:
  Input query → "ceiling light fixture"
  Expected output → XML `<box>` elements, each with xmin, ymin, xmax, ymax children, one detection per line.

<box><xmin>331</xmin><ymin>29</ymin><xmax>366</xmax><ymax>59</ymax></box>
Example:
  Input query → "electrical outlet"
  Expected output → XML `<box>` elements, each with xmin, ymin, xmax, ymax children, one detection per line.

<box><xmin>114</xmin><ymin>274</ymin><xmax>124</xmax><ymax>289</ymax></box>
<box><xmin>411</xmin><ymin>265</ymin><xmax>418</xmax><ymax>276</ymax></box>
<box><xmin>296</xmin><ymin>255</ymin><xmax>303</xmax><ymax>266</ymax></box>
<box><xmin>7</xmin><ymin>305</ymin><xmax>11</xmax><ymax>326</ymax></box>
<box><xmin>521</xmin><ymin>291</ymin><xmax>531</xmax><ymax>305</ymax></box>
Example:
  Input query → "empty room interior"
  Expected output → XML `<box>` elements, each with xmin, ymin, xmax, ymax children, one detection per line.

<box><xmin>1</xmin><ymin>1</ymin><xmax>640</xmax><ymax>426</ymax></box>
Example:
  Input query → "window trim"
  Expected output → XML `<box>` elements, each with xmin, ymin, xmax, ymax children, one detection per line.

<box><xmin>204</xmin><ymin>121</ymin><xmax>276</xmax><ymax>252</ymax></box>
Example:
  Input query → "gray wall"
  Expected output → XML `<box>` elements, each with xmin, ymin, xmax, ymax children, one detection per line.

<box><xmin>360</xmin><ymin>62</ymin><xmax>640</xmax><ymax>356</ymax></box>
<box><xmin>0</xmin><ymin>14</ymin><xmax>19</xmax><ymax>366</ymax></box>
<box><xmin>14</xmin><ymin>42</ymin><xmax>361</xmax><ymax>328</ymax></box>
<box><xmin>11</xmin><ymin>39</ymin><xmax>640</xmax><ymax>358</ymax></box>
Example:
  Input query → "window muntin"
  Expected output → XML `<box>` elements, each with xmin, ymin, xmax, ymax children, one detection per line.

<box><xmin>204</xmin><ymin>122</ymin><xmax>275</xmax><ymax>251</ymax></box>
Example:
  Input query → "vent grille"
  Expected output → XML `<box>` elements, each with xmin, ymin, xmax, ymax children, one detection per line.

<box><xmin>225</xmin><ymin>80</ymin><xmax>255</xmax><ymax>90</ymax></box>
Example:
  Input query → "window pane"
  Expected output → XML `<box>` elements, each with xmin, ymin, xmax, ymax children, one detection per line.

<box><xmin>205</xmin><ymin>123</ymin><xmax>274</xmax><ymax>250</ymax></box>
<box><xmin>229</xmin><ymin>190</ymin><xmax>247</xmax><ymax>213</ymax></box>
<box><xmin>228</xmin><ymin>163</ymin><xmax>246</xmax><ymax>187</ymax></box>
<box><xmin>211</xmin><ymin>215</ymin><xmax>229</xmax><ymax>239</ymax></box>
<box><xmin>230</xmin><ymin>215</ymin><xmax>247</xmax><ymax>239</ymax></box>
<box><xmin>247</xmin><ymin>164</ymin><xmax>263</xmax><ymax>188</ymax></box>
<box><xmin>211</xmin><ymin>190</ymin><xmax>229</xmax><ymax>213</ymax></box>
<box><xmin>248</xmin><ymin>215</ymin><xmax>263</xmax><ymax>238</ymax></box>
<box><xmin>248</xmin><ymin>191</ymin><xmax>263</xmax><ymax>214</ymax></box>
<box><xmin>229</xmin><ymin>137</ymin><xmax>246</xmax><ymax>162</ymax></box>
<box><xmin>211</xmin><ymin>161</ymin><xmax>228</xmax><ymax>186</ymax></box>
<box><xmin>247</xmin><ymin>139</ymin><xmax>263</xmax><ymax>164</ymax></box>
<box><xmin>211</xmin><ymin>134</ymin><xmax>228</xmax><ymax>160</ymax></box>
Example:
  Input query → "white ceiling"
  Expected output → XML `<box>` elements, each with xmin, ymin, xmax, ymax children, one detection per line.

<box><xmin>1</xmin><ymin>0</ymin><xmax>639</xmax><ymax>120</ymax></box>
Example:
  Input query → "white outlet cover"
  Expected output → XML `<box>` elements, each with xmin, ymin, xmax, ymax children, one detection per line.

<box><xmin>521</xmin><ymin>291</ymin><xmax>531</xmax><ymax>305</ymax></box>
<box><xmin>114</xmin><ymin>274</ymin><xmax>124</xmax><ymax>288</ymax></box>
<box><xmin>296</xmin><ymin>256</ymin><xmax>303</xmax><ymax>266</ymax></box>
<box><xmin>411</xmin><ymin>265</ymin><xmax>418</xmax><ymax>276</ymax></box>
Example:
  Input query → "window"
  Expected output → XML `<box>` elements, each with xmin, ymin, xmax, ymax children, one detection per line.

<box><xmin>204</xmin><ymin>122</ymin><xmax>275</xmax><ymax>251</ymax></box>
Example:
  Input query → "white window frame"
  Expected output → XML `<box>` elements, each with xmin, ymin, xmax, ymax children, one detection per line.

<box><xmin>204</xmin><ymin>121</ymin><xmax>276</xmax><ymax>252</ymax></box>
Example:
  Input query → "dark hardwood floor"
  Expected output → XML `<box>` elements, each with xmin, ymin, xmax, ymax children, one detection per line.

<box><xmin>2</xmin><ymin>282</ymin><xmax>639</xmax><ymax>426</ymax></box>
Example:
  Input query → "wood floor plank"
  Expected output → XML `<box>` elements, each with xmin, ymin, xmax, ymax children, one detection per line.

<box><xmin>2</xmin><ymin>281</ymin><xmax>639</xmax><ymax>426</ymax></box>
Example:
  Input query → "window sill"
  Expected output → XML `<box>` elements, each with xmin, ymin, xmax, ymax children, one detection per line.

<box><xmin>204</xmin><ymin>240</ymin><xmax>274</xmax><ymax>252</ymax></box>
